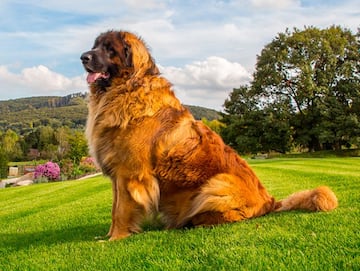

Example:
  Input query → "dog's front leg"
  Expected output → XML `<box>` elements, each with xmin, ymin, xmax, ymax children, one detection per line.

<box><xmin>109</xmin><ymin>177</ymin><xmax>146</xmax><ymax>241</ymax></box>
<box><xmin>106</xmin><ymin>179</ymin><xmax>118</xmax><ymax>238</ymax></box>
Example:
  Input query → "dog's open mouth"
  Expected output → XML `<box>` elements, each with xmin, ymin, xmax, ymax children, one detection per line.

<box><xmin>86</xmin><ymin>72</ymin><xmax>110</xmax><ymax>84</ymax></box>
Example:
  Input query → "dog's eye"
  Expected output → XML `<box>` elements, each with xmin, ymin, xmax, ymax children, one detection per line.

<box><xmin>106</xmin><ymin>46</ymin><xmax>116</xmax><ymax>57</ymax></box>
<box><xmin>109</xmin><ymin>48</ymin><xmax>116</xmax><ymax>56</ymax></box>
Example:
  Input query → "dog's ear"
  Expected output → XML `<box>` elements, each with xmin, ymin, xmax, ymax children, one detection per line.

<box><xmin>114</xmin><ymin>32</ymin><xmax>132</xmax><ymax>68</ymax></box>
<box><xmin>122</xmin><ymin>31</ymin><xmax>160</xmax><ymax>77</ymax></box>
<box><xmin>124</xmin><ymin>42</ymin><xmax>133</xmax><ymax>68</ymax></box>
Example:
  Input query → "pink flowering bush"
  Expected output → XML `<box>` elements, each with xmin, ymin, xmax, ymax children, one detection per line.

<box><xmin>81</xmin><ymin>157</ymin><xmax>96</xmax><ymax>167</ymax></box>
<box><xmin>34</xmin><ymin>161</ymin><xmax>60</xmax><ymax>182</ymax></box>
<box><xmin>79</xmin><ymin>157</ymin><xmax>100</xmax><ymax>174</ymax></box>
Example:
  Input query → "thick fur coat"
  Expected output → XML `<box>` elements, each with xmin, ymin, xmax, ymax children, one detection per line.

<box><xmin>81</xmin><ymin>31</ymin><xmax>338</xmax><ymax>240</ymax></box>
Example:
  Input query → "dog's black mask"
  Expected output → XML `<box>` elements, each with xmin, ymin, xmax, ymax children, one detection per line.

<box><xmin>80</xmin><ymin>31</ymin><xmax>133</xmax><ymax>86</ymax></box>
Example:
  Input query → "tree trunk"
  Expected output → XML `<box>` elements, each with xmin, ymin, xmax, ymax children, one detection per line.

<box><xmin>308</xmin><ymin>135</ymin><xmax>322</xmax><ymax>152</ymax></box>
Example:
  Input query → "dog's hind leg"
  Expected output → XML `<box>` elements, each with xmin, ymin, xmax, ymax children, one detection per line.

<box><xmin>190</xmin><ymin>210</ymin><xmax>244</xmax><ymax>226</ymax></box>
<box><xmin>184</xmin><ymin>174</ymin><xmax>276</xmax><ymax>227</ymax></box>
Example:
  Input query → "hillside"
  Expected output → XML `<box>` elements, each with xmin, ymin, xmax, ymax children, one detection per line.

<box><xmin>0</xmin><ymin>93</ymin><xmax>220</xmax><ymax>134</ymax></box>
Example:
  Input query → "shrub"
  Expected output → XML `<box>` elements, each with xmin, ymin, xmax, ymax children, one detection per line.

<box><xmin>71</xmin><ymin>165</ymin><xmax>84</xmax><ymax>179</ymax></box>
<box><xmin>34</xmin><ymin>161</ymin><xmax>60</xmax><ymax>182</ymax></box>
<box><xmin>58</xmin><ymin>157</ymin><xmax>99</xmax><ymax>180</ymax></box>
<box><xmin>59</xmin><ymin>159</ymin><xmax>74</xmax><ymax>179</ymax></box>
<box><xmin>79</xmin><ymin>157</ymin><xmax>99</xmax><ymax>174</ymax></box>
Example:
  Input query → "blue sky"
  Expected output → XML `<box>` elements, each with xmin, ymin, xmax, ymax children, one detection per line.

<box><xmin>0</xmin><ymin>0</ymin><xmax>358</xmax><ymax>110</ymax></box>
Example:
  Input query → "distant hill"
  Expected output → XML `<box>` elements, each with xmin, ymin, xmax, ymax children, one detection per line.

<box><xmin>0</xmin><ymin>93</ymin><xmax>220</xmax><ymax>134</ymax></box>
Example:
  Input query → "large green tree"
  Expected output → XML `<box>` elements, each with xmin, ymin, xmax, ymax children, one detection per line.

<box><xmin>223</xmin><ymin>26</ymin><xmax>360</xmax><ymax>153</ymax></box>
<box><xmin>253</xmin><ymin>25</ymin><xmax>360</xmax><ymax>151</ymax></box>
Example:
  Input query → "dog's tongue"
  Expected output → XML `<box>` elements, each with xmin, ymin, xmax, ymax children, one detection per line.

<box><xmin>86</xmin><ymin>72</ymin><xmax>108</xmax><ymax>84</ymax></box>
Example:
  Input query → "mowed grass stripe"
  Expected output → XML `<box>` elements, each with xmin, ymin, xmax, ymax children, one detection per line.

<box><xmin>251</xmin><ymin>158</ymin><xmax>359</xmax><ymax>176</ymax></box>
<box><xmin>2</xmin><ymin>176</ymin><xmax>109</xmax><ymax>205</ymax></box>
<box><xmin>1</xmin><ymin>177</ymin><xmax>112</xmax><ymax>226</ymax></box>
<box><xmin>250</xmin><ymin>158</ymin><xmax>360</xmax><ymax>199</ymax></box>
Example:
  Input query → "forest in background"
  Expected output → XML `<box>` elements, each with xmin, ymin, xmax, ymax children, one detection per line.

<box><xmin>0</xmin><ymin>93</ymin><xmax>221</xmax><ymax>179</ymax></box>
<box><xmin>0</xmin><ymin>93</ymin><xmax>220</xmax><ymax>135</ymax></box>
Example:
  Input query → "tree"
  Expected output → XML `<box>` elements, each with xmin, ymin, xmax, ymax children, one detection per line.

<box><xmin>201</xmin><ymin>118</ymin><xmax>225</xmax><ymax>134</ymax></box>
<box><xmin>54</xmin><ymin>126</ymin><xmax>71</xmax><ymax>160</ymax></box>
<box><xmin>221</xmin><ymin>86</ymin><xmax>261</xmax><ymax>153</ymax></box>
<box><xmin>67</xmin><ymin>131</ymin><xmax>88</xmax><ymax>165</ymax></box>
<box><xmin>0</xmin><ymin>129</ymin><xmax>23</xmax><ymax>161</ymax></box>
<box><xmin>37</xmin><ymin>126</ymin><xmax>58</xmax><ymax>159</ymax></box>
<box><xmin>0</xmin><ymin>149</ymin><xmax>8</xmax><ymax>178</ymax></box>
<box><xmin>221</xmin><ymin>26</ymin><xmax>359</xmax><ymax>153</ymax></box>
<box><xmin>221</xmin><ymin>86</ymin><xmax>291</xmax><ymax>154</ymax></box>
<box><xmin>252</xmin><ymin>25</ymin><xmax>360</xmax><ymax>151</ymax></box>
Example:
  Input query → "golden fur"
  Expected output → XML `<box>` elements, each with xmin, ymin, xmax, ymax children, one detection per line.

<box><xmin>81</xmin><ymin>31</ymin><xmax>338</xmax><ymax>240</ymax></box>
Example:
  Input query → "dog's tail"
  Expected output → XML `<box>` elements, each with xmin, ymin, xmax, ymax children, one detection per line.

<box><xmin>274</xmin><ymin>186</ymin><xmax>338</xmax><ymax>212</ymax></box>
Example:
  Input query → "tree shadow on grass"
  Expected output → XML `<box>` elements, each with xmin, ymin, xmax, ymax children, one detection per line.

<box><xmin>0</xmin><ymin>223</ymin><xmax>110</xmax><ymax>252</ymax></box>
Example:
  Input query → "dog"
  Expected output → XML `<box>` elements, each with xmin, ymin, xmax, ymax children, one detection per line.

<box><xmin>81</xmin><ymin>30</ymin><xmax>338</xmax><ymax>240</ymax></box>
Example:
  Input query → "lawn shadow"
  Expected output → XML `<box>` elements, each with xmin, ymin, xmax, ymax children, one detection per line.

<box><xmin>0</xmin><ymin>223</ymin><xmax>110</xmax><ymax>252</ymax></box>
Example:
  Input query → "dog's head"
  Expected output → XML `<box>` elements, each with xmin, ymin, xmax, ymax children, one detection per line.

<box><xmin>81</xmin><ymin>31</ymin><xmax>159</xmax><ymax>90</ymax></box>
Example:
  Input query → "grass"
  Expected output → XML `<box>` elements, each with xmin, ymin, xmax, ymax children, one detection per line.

<box><xmin>269</xmin><ymin>148</ymin><xmax>360</xmax><ymax>158</ymax></box>
<box><xmin>1</xmin><ymin>158</ymin><xmax>359</xmax><ymax>270</ymax></box>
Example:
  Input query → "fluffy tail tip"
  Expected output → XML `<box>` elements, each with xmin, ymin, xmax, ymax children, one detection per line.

<box><xmin>275</xmin><ymin>186</ymin><xmax>338</xmax><ymax>212</ymax></box>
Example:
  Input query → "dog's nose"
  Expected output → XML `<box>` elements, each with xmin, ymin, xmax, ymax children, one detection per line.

<box><xmin>80</xmin><ymin>52</ymin><xmax>92</xmax><ymax>64</ymax></box>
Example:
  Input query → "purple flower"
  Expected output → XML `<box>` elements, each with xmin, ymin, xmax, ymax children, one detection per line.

<box><xmin>34</xmin><ymin>162</ymin><xmax>60</xmax><ymax>181</ymax></box>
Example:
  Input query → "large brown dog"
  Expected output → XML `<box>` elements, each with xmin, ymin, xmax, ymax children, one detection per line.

<box><xmin>81</xmin><ymin>30</ymin><xmax>338</xmax><ymax>240</ymax></box>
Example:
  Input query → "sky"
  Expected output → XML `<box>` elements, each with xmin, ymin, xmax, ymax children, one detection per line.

<box><xmin>0</xmin><ymin>0</ymin><xmax>359</xmax><ymax>110</ymax></box>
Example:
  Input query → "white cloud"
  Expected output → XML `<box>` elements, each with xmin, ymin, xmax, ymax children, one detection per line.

<box><xmin>123</xmin><ymin>0</ymin><xmax>166</xmax><ymax>9</ymax></box>
<box><xmin>0</xmin><ymin>57</ymin><xmax>251</xmax><ymax>111</ymax></box>
<box><xmin>160</xmin><ymin>56</ymin><xmax>252</xmax><ymax>110</ymax></box>
<box><xmin>0</xmin><ymin>65</ymin><xmax>86</xmax><ymax>99</ymax></box>
<box><xmin>251</xmin><ymin>0</ymin><xmax>300</xmax><ymax>9</ymax></box>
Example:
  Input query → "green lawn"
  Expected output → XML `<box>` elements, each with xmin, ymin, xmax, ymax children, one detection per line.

<box><xmin>1</xmin><ymin>158</ymin><xmax>359</xmax><ymax>270</ymax></box>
